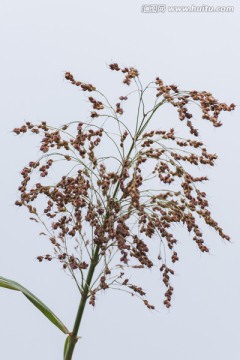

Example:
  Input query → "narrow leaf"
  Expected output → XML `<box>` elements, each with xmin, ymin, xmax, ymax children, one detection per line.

<box><xmin>0</xmin><ymin>276</ymin><xmax>69</xmax><ymax>334</ymax></box>
<box><xmin>64</xmin><ymin>335</ymin><xmax>71</xmax><ymax>359</ymax></box>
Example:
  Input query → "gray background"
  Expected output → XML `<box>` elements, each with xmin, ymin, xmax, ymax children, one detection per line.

<box><xmin>0</xmin><ymin>0</ymin><xmax>240</xmax><ymax>359</ymax></box>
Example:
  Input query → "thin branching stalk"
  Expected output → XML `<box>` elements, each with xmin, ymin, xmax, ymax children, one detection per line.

<box><xmin>7</xmin><ymin>62</ymin><xmax>235</xmax><ymax>359</ymax></box>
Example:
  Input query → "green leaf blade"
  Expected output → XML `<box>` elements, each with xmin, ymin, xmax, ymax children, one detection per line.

<box><xmin>0</xmin><ymin>276</ymin><xmax>69</xmax><ymax>335</ymax></box>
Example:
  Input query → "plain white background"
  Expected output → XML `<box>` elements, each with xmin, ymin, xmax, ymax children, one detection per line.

<box><xmin>0</xmin><ymin>0</ymin><xmax>240</xmax><ymax>359</ymax></box>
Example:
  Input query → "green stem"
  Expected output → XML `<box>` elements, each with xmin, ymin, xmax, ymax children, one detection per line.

<box><xmin>64</xmin><ymin>245</ymin><xmax>100</xmax><ymax>360</ymax></box>
<box><xmin>64</xmin><ymin>101</ymin><xmax>164</xmax><ymax>359</ymax></box>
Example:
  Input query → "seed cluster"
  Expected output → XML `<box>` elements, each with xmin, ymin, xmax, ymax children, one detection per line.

<box><xmin>13</xmin><ymin>62</ymin><xmax>235</xmax><ymax>310</ymax></box>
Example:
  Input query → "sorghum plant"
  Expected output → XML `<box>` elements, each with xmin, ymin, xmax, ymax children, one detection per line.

<box><xmin>1</xmin><ymin>63</ymin><xmax>235</xmax><ymax>359</ymax></box>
